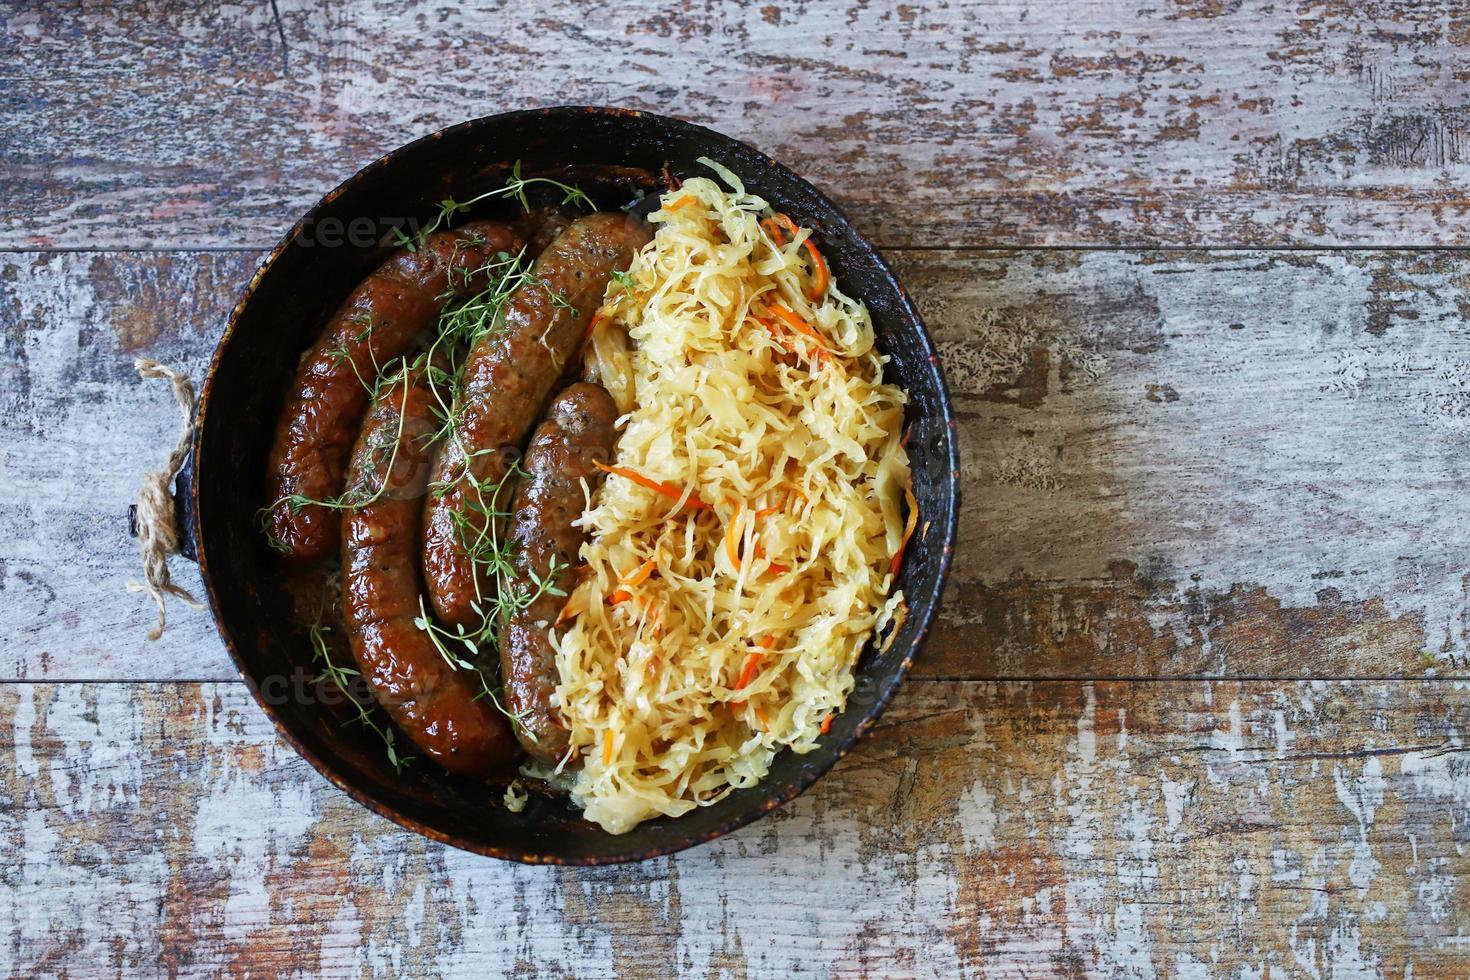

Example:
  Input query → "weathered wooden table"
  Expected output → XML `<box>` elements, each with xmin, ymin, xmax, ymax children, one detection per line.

<box><xmin>5</xmin><ymin>2</ymin><xmax>1469</xmax><ymax>975</ymax></box>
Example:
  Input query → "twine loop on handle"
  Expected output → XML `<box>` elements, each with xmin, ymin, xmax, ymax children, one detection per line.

<box><xmin>129</xmin><ymin>357</ymin><xmax>203</xmax><ymax>640</ymax></box>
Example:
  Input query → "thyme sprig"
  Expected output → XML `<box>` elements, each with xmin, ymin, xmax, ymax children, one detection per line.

<box><xmin>409</xmin><ymin>540</ymin><xmax>570</xmax><ymax>747</ymax></box>
<box><xmin>409</xmin><ymin>238</ymin><xmax>580</xmax><ymax>738</ymax></box>
<box><xmin>414</xmin><ymin>595</ymin><xmax>536</xmax><ymax>744</ymax></box>
<box><xmin>260</xmin><ymin>355</ymin><xmax>418</xmax><ymax>523</ymax></box>
<box><xmin>310</xmin><ymin>623</ymin><xmax>415</xmax><ymax>773</ymax></box>
<box><xmin>269</xmin><ymin>164</ymin><xmax>598</xmax><ymax>758</ymax></box>
<box><xmin>414</xmin><ymin>161</ymin><xmax>595</xmax><ymax>244</ymax></box>
<box><xmin>421</xmin><ymin>248</ymin><xmax>539</xmax><ymax>436</ymax></box>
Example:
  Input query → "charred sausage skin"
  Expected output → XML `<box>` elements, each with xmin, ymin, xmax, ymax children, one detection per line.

<box><xmin>423</xmin><ymin>212</ymin><xmax>651</xmax><ymax>629</ymax></box>
<box><xmin>341</xmin><ymin>358</ymin><xmax>518</xmax><ymax>776</ymax></box>
<box><xmin>501</xmin><ymin>383</ymin><xmax>619</xmax><ymax>762</ymax></box>
<box><xmin>266</xmin><ymin>220</ymin><xmax>523</xmax><ymax>562</ymax></box>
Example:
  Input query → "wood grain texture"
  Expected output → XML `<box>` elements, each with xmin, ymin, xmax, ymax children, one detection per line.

<box><xmin>910</xmin><ymin>248</ymin><xmax>1470</xmax><ymax>680</ymax></box>
<box><xmin>9</xmin><ymin>6</ymin><xmax>1470</xmax><ymax>968</ymax></box>
<box><xmin>0</xmin><ymin>252</ymin><xmax>242</xmax><ymax>678</ymax></box>
<box><xmin>7</xmin><ymin>0</ymin><xmax>1470</xmax><ymax>249</ymax></box>
<box><xmin>2</xmin><ymin>679</ymin><xmax>1468</xmax><ymax>977</ymax></box>
<box><xmin>4</xmin><ymin>249</ymin><xmax>1466</xmax><ymax>681</ymax></box>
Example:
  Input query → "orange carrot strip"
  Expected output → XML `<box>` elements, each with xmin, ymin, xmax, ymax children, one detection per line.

<box><xmin>772</xmin><ymin>215</ymin><xmax>827</xmax><ymax>294</ymax></box>
<box><xmin>583</xmin><ymin>306</ymin><xmax>609</xmax><ymax>342</ymax></box>
<box><xmin>769</xmin><ymin>213</ymin><xmax>800</xmax><ymax>241</ymax></box>
<box><xmin>759</xmin><ymin>309</ymin><xmax>826</xmax><ymax>367</ymax></box>
<box><xmin>754</xmin><ymin>704</ymin><xmax>769</xmax><ymax>732</ymax></box>
<box><xmin>751</xmin><ymin>315</ymin><xmax>792</xmax><ymax>352</ymax></box>
<box><xmin>889</xmin><ymin>478</ymin><xmax>919</xmax><ymax>577</ymax></box>
<box><xmin>602</xmin><ymin>730</ymin><xmax>615</xmax><ymax>765</ymax></box>
<box><xmin>668</xmin><ymin>195</ymin><xmax>698</xmax><ymax>212</ymax></box>
<box><xmin>758</xmin><ymin>635</ymin><xmax>776</xmax><ymax>649</ymax></box>
<box><xmin>763</xmin><ymin>213</ymin><xmax>827</xmax><ymax>297</ymax></box>
<box><xmin>594</xmin><ymin>461</ymin><xmax>709</xmax><ymax>510</ymax></box>
<box><xmin>608</xmin><ymin>588</ymin><xmax>633</xmax><ymax>605</ymax></box>
<box><xmin>767</xmin><ymin>301</ymin><xmax>831</xmax><ymax>365</ymax></box>
<box><xmin>767</xmin><ymin>301</ymin><xmax>825</xmax><ymax>346</ymax></box>
<box><xmin>820</xmin><ymin>713</ymin><xmax>834</xmax><ymax>734</ymax></box>
<box><xmin>735</xmin><ymin>651</ymin><xmax>763</xmax><ymax>690</ymax></box>
<box><xmin>802</xmin><ymin>238</ymin><xmax>830</xmax><ymax>299</ymax></box>
<box><xmin>761</xmin><ymin>216</ymin><xmax>789</xmax><ymax>247</ymax></box>
<box><xmin>621</xmin><ymin>557</ymin><xmax>656</xmax><ymax>588</ymax></box>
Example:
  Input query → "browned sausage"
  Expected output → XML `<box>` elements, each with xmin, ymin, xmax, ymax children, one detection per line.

<box><xmin>341</xmin><ymin>356</ymin><xmax>518</xmax><ymax>775</ymax></box>
<box><xmin>423</xmin><ymin>212</ymin><xmax>651</xmax><ymax>629</ymax></box>
<box><xmin>500</xmin><ymin>383</ymin><xmax>619</xmax><ymax>762</ymax></box>
<box><xmin>266</xmin><ymin>220</ymin><xmax>523</xmax><ymax>562</ymax></box>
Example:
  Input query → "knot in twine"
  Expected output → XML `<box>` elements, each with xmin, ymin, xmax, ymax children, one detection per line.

<box><xmin>129</xmin><ymin>357</ymin><xmax>203</xmax><ymax>640</ymax></box>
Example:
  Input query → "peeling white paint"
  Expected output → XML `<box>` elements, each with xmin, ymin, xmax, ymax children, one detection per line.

<box><xmin>1335</xmin><ymin>758</ymin><xmax>1387</xmax><ymax>898</ymax></box>
<box><xmin>956</xmin><ymin>780</ymin><xmax>998</xmax><ymax>854</ymax></box>
<box><xmin>949</xmin><ymin>250</ymin><xmax>1470</xmax><ymax>668</ymax></box>
<box><xmin>1161</xmin><ymin>776</ymin><xmax>1192</xmax><ymax>837</ymax></box>
<box><xmin>2</xmin><ymin>666</ymin><xmax>1466</xmax><ymax>975</ymax></box>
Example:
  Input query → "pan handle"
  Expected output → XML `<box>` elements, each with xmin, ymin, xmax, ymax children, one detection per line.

<box><xmin>128</xmin><ymin>449</ymin><xmax>197</xmax><ymax>563</ymax></box>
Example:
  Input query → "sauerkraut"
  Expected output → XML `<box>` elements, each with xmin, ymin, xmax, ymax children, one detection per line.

<box><xmin>552</xmin><ymin>160</ymin><xmax>912</xmax><ymax>833</ymax></box>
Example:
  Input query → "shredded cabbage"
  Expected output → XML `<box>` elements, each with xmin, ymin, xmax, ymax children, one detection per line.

<box><xmin>554</xmin><ymin>167</ymin><xmax>912</xmax><ymax>833</ymax></box>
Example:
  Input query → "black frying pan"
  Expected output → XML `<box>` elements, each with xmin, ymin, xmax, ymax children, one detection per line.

<box><xmin>176</xmin><ymin>106</ymin><xmax>959</xmax><ymax>864</ymax></box>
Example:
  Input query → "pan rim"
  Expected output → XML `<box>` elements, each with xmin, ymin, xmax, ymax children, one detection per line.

<box><xmin>193</xmin><ymin>104</ymin><xmax>961</xmax><ymax>864</ymax></box>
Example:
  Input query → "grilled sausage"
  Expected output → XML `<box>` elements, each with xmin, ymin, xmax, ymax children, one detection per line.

<box><xmin>341</xmin><ymin>357</ymin><xmax>518</xmax><ymax>775</ymax></box>
<box><xmin>266</xmin><ymin>220</ymin><xmax>523</xmax><ymax>562</ymax></box>
<box><xmin>501</xmin><ymin>383</ymin><xmax>619</xmax><ymax>762</ymax></box>
<box><xmin>423</xmin><ymin>212</ymin><xmax>651</xmax><ymax>629</ymax></box>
